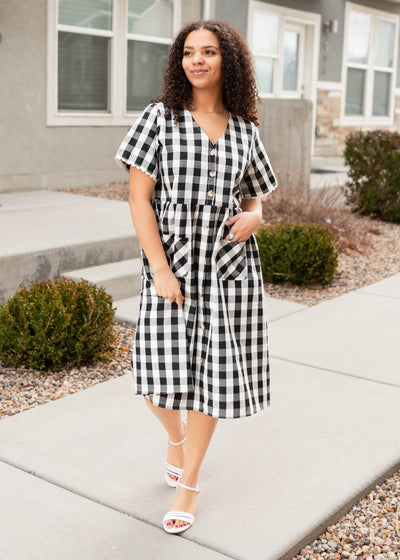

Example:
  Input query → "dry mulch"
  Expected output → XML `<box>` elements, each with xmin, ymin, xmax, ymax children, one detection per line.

<box><xmin>1</xmin><ymin>181</ymin><xmax>399</xmax><ymax>559</ymax></box>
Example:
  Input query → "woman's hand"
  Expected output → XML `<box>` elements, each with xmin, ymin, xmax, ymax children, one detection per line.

<box><xmin>224</xmin><ymin>211</ymin><xmax>262</xmax><ymax>242</ymax></box>
<box><xmin>153</xmin><ymin>266</ymin><xmax>185</xmax><ymax>306</ymax></box>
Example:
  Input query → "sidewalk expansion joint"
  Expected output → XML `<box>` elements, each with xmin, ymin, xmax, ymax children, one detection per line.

<box><xmin>269</xmin><ymin>308</ymin><xmax>309</xmax><ymax>322</ymax></box>
<box><xmin>271</xmin><ymin>355</ymin><xmax>400</xmax><ymax>389</ymax></box>
<box><xmin>356</xmin><ymin>291</ymin><xmax>400</xmax><ymax>301</ymax></box>
<box><xmin>0</xmin><ymin>455</ymin><xmax>238</xmax><ymax>560</ymax></box>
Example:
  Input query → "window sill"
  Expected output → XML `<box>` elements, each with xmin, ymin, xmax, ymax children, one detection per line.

<box><xmin>340</xmin><ymin>116</ymin><xmax>394</xmax><ymax>128</ymax></box>
<box><xmin>46</xmin><ymin>112</ymin><xmax>142</xmax><ymax>127</ymax></box>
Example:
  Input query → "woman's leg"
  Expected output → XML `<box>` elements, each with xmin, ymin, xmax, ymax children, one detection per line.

<box><xmin>165</xmin><ymin>410</ymin><xmax>218</xmax><ymax>530</ymax></box>
<box><xmin>144</xmin><ymin>397</ymin><xmax>186</xmax><ymax>483</ymax></box>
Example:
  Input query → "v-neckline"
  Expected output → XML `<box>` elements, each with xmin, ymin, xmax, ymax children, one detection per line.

<box><xmin>185</xmin><ymin>108</ymin><xmax>231</xmax><ymax>147</ymax></box>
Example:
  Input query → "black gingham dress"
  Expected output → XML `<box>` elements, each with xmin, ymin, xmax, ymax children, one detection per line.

<box><xmin>115</xmin><ymin>102</ymin><xmax>278</xmax><ymax>419</ymax></box>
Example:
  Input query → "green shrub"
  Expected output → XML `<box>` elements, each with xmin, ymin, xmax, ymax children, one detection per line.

<box><xmin>256</xmin><ymin>222</ymin><xmax>338</xmax><ymax>285</ymax></box>
<box><xmin>343</xmin><ymin>130</ymin><xmax>400</xmax><ymax>223</ymax></box>
<box><xmin>0</xmin><ymin>278</ymin><xmax>117</xmax><ymax>371</ymax></box>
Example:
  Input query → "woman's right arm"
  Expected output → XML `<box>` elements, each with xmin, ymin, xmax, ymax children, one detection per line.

<box><xmin>129</xmin><ymin>166</ymin><xmax>185</xmax><ymax>306</ymax></box>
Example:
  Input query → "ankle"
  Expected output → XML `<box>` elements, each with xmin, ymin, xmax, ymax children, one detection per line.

<box><xmin>179</xmin><ymin>472</ymin><xmax>199</xmax><ymax>488</ymax></box>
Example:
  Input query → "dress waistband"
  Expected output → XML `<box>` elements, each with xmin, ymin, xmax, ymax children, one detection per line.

<box><xmin>152</xmin><ymin>198</ymin><xmax>240</xmax><ymax>211</ymax></box>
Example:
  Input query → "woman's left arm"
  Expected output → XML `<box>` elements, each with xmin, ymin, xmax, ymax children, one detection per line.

<box><xmin>224</xmin><ymin>198</ymin><xmax>263</xmax><ymax>241</ymax></box>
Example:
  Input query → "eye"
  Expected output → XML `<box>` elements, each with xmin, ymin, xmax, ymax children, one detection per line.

<box><xmin>205</xmin><ymin>50</ymin><xmax>216</xmax><ymax>55</ymax></box>
<box><xmin>183</xmin><ymin>50</ymin><xmax>192</xmax><ymax>57</ymax></box>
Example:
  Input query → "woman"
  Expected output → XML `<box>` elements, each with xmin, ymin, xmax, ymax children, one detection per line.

<box><xmin>115</xmin><ymin>20</ymin><xmax>278</xmax><ymax>534</ymax></box>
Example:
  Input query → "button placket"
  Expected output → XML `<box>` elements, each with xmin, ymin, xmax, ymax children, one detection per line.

<box><xmin>207</xmin><ymin>143</ymin><xmax>217</xmax><ymax>202</ymax></box>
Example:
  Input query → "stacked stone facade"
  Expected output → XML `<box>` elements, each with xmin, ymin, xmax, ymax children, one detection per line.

<box><xmin>314</xmin><ymin>86</ymin><xmax>400</xmax><ymax>157</ymax></box>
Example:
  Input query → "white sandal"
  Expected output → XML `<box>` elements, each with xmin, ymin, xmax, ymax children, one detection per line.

<box><xmin>163</xmin><ymin>481</ymin><xmax>200</xmax><ymax>534</ymax></box>
<box><xmin>164</xmin><ymin>420</ymin><xmax>187</xmax><ymax>487</ymax></box>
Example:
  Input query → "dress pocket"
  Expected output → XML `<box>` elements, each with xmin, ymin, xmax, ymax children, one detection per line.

<box><xmin>171</xmin><ymin>236</ymin><xmax>189</xmax><ymax>278</ymax></box>
<box><xmin>141</xmin><ymin>235</ymin><xmax>189</xmax><ymax>281</ymax></box>
<box><xmin>216</xmin><ymin>239</ymin><xmax>248</xmax><ymax>281</ymax></box>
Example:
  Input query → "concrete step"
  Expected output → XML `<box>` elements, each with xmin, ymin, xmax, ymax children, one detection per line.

<box><xmin>63</xmin><ymin>258</ymin><xmax>142</xmax><ymax>302</ymax></box>
<box><xmin>0</xmin><ymin>191</ymin><xmax>140</xmax><ymax>304</ymax></box>
<box><xmin>114</xmin><ymin>295</ymin><xmax>141</xmax><ymax>325</ymax></box>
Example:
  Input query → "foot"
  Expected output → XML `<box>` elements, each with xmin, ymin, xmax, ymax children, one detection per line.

<box><xmin>166</xmin><ymin>421</ymin><xmax>186</xmax><ymax>485</ymax></box>
<box><xmin>164</xmin><ymin>477</ymin><xmax>199</xmax><ymax>531</ymax></box>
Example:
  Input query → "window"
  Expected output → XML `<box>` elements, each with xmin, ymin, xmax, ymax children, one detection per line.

<box><xmin>251</xmin><ymin>10</ymin><xmax>280</xmax><ymax>94</ymax></box>
<box><xmin>58</xmin><ymin>0</ymin><xmax>113</xmax><ymax>112</ymax></box>
<box><xmin>343</xmin><ymin>3</ymin><xmax>398</xmax><ymax>122</ymax></box>
<box><xmin>126</xmin><ymin>0</ymin><xmax>174</xmax><ymax>111</ymax></box>
<box><xmin>248</xmin><ymin>2</ymin><xmax>319</xmax><ymax>100</ymax></box>
<box><xmin>47</xmin><ymin>0</ymin><xmax>180</xmax><ymax>126</ymax></box>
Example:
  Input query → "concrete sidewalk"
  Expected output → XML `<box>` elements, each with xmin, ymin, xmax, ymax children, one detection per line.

<box><xmin>0</xmin><ymin>190</ymin><xmax>399</xmax><ymax>559</ymax></box>
<box><xmin>1</xmin><ymin>271</ymin><xmax>399</xmax><ymax>559</ymax></box>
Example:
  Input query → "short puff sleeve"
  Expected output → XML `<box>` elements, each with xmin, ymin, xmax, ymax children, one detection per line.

<box><xmin>115</xmin><ymin>103</ymin><xmax>160</xmax><ymax>181</ymax></box>
<box><xmin>240</xmin><ymin>125</ymin><xmax>278</xmax><ymax>199</ymax></box>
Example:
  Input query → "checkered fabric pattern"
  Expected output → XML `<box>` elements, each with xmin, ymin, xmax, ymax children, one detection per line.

<box><xmin>115</xmin><ymin>102</ymin><xmax>278</xmax><ymax>419</ymax></box>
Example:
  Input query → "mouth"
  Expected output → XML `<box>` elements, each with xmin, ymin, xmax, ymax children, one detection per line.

<box><xmin>191</xmin><ymin>69</ymin><xmax>207</xmax><ymax>77</ymax></box>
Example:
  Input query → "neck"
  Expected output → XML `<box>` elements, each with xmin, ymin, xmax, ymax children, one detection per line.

<box><xmin>189</xmin><ymin>89</ymin><xmax>224</xmax><ymax>113</ymax></box>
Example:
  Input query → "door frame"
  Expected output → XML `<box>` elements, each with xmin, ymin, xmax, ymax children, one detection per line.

<box><xmin>247</xmin><ymin>1</ymin><xmax>321</xmax><ymax>154</ymax></box>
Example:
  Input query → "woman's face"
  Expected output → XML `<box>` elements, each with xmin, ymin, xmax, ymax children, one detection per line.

<box><xmin>181</xmin><ymin>28</ymin><xmax>223</xmax><ymax>92</ymax></box>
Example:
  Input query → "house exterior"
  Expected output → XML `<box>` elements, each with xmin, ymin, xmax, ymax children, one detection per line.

<box><xmin>1</xmin><ymin>0</ymin><xmax>400</xmax><ymax>192</ymax></box>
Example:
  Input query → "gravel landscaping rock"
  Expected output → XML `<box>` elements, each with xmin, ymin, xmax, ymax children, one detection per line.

<box><xmin>293</xmin><ymin>474</ymin><xmax>400</xmax><ymax>560</ymax></box>
<box><xmin>0</xmin><ymin>321</ymin><xmax>135</xmax><ymax>419</ymax></box>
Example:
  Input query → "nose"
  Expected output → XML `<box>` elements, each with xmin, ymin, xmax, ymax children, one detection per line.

<box><xmin>192</xmin><ymin>51</ymin><xmax>204</xmax><ymax>64</ymax></box>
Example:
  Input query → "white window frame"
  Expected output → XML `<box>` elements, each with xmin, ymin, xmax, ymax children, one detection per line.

<box><xmin>47</xmin><ymin>0</ymin><xmax>181</xmax><ymax>126</ymax></box>
<box><xmin>247</xmin><ymin>1</ymin><xmax>320</xmax><ymax>100</ymax></box>
<box><xmin>341</xmin><ymin>2</ymin><xmax>399</xmax><ymax>127</ymax></box>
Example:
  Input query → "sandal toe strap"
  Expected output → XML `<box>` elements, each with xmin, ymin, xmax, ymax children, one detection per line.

<box><xmin>165</xmin><ymin>462</ymin><xmax>184</xmax><ymax>477</ymax></box>
<box><xmin>163</xmin><ymin>511</ymin><xmax>194</xmax><ymax>524</ymax></box>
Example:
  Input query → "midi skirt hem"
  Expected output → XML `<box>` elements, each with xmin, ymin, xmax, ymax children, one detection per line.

<box><xmin>141</xmin><ymin>392</ymin><xmax>270</xmax><ymax>420</ymax></box>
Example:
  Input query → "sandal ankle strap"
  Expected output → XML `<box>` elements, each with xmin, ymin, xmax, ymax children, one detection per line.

<box><xmin>168</xmin><ymin>420</ymin><xmax>187</xmax><ymax>446</ymax></box>
<box><xmin>168</xmin><ymin>434</ymin><xmax>186</xmax><ymax>446</ymax></box>
<box><xmin>178</xmin><ymin>481</ymin><xmax>200</xmax><ymax>494</ymax></box>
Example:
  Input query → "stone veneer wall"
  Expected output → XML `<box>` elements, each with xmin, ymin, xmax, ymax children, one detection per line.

<box><xmin>314</xmin><ymin>86</ymin><xmax>400</xmax><ymax>157</ymax></box>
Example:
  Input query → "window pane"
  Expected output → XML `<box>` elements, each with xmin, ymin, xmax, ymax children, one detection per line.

<box><xmin>283</xmin><ymin>30</ymin><xmax>299</xmax><ymax>91</ymax></box>
<box><xmin>347</xmin><ymin>11</ymin><xmax>370</xmax><ymax>64</ymax></box>
<box><xmin>127</xmin><ymin>0</ymin><xmax>173</xmax><ymax>38</ymax></box>
<box><xmin>58</xmin><ymin>0</ymin><xmax>112</xmax><ymax>31</ymax></box>
<box><xmin>127</xmin><ymin>40</ymin><xmax>168</xmax><ymax>110</ymax></box>
<box><xmin>375</xmin><ymin>20</ymin><xmax>395</xmax><ymax>68</ymax></box>
<box><xmin>373</xmin><ymin>71</ymin><xmax>391</xmax><ymax>115</ymax></box>
<box><xmin>345</xmin><ymin>67</ymin><xmax>366</xmax><ymax>115</ymax></box>
<box><xmin>254</xmin><ymin>56</ymin><xmax>274</xmax><ymax>94</ymax></box>
<box><xmin>58</xmin><ymin>32</ymin><xmax>109</xmax><ymax>111</ymax></box>
<box><xmin>252</xmin><ymin>11</ymin><xmax>279</xmax><ymax>54</ymax></box>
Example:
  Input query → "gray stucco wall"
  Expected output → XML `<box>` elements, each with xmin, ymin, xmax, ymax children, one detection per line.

<box><xmin>0</xmin><ymin>0</ymin><xmax>202</xmax><ymax>193</ymax></box>
<box><xmin>258</xmin><ymin>99</ymin><xmax>312</xmax><ymax>193</ymax></box>
<box><xmin>214</xmin><ymin>0</ymin><xmax>400</xmax><ymax>86</ymax></box>
<box><xmin>0</xmin><ymin>0</ymin><xmax>124</xmax><ymax>191</ymax></box>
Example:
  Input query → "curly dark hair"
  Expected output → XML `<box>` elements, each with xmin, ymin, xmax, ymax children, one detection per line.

<box><xmin>154</xmin><ymin>20</ymin><xmax>261</xmax><ymax>126</ymax></box>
